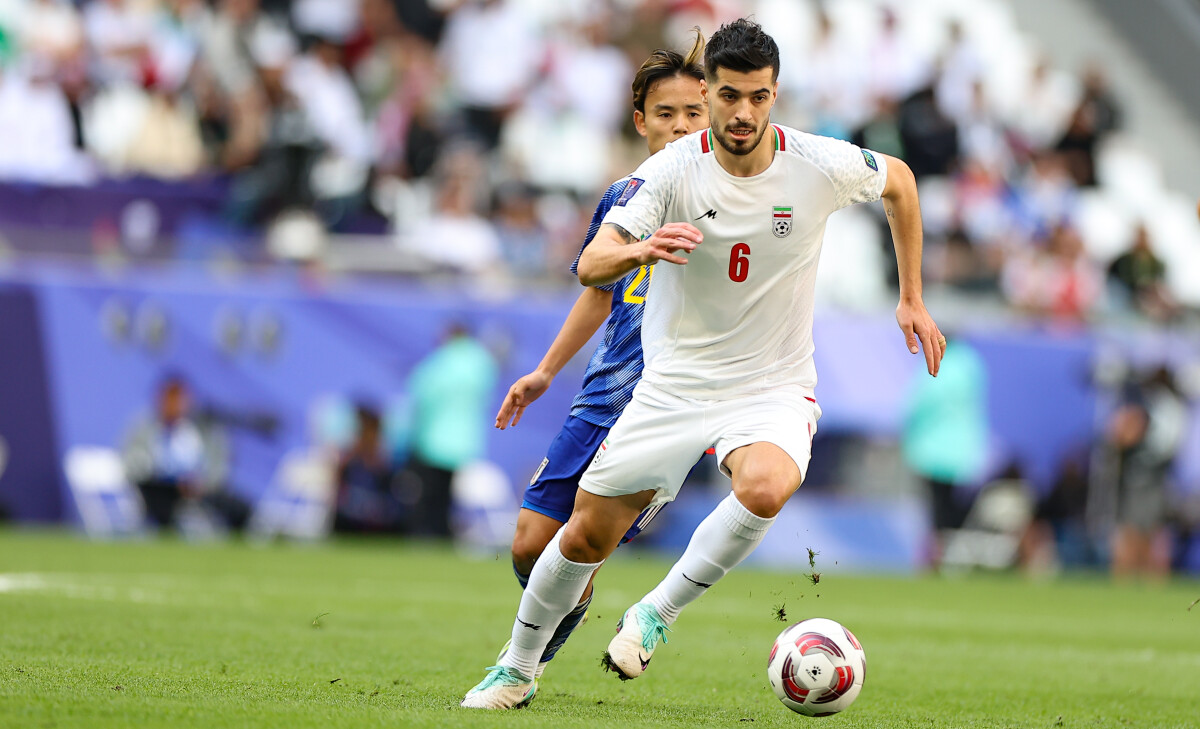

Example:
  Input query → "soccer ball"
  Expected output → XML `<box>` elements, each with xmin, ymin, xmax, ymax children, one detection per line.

<box><xmin>766</xmin><ymin>617</ymin><xmax>866</xmax><ymax>717</ymax></box>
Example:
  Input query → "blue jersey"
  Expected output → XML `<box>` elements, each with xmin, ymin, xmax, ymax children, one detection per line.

<box><xmin>568</xmin><ymin>178</ymin><xmax>652</xmax><ymax>428</ymax></box>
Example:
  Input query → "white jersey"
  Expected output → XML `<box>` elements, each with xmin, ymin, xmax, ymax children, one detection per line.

<box><xmin>602</xmin><ymin>124</ymin><xmax>888</xmax><ymax>400</ymax></box>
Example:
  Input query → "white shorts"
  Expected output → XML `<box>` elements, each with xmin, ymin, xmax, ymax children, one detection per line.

<box><xmin>579</xmin><ymin>381</ymin><xmax>821</xmax><ymax>508</ymax></box>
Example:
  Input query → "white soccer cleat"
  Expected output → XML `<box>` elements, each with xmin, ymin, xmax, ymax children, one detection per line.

<box><xmin>602</xmin><ymin>602</ymin><xmax>671</xmax><ymax>680</ymax></box>
<box><xmin>460</xmin><ymin>665</ymin><xmax>537</xmax><ymax>710</ymax></box>
<box><xmin>496</xmin><ymin>639</ymin><xmax>548</xmax><ymax>679</ymax></box>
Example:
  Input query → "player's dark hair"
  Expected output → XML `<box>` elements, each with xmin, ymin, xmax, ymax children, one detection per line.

<box><xmin>631</xmin><ymin>28</ymin><xmax>705</xmax><ymax>114</ymax></box>
<box><xmin>704</xmin><ymin>18</ymin><xmax>780</xmax><ymax>82</ymax></box>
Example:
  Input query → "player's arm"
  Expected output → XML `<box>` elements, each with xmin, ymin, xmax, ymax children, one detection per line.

<box><xmin>494</xmin><ymin>287</ymin><xmax>611</xmax><ymax>429</ymax></box>
<box><xmin>880</xmin><ymin>153</ymin><xmax>945</xmax><ymax>377</ymax></box>
<box><xmin>576</xmin><ymin>222</ymin><xmax>703</xmax><ymax>286</ymax></box>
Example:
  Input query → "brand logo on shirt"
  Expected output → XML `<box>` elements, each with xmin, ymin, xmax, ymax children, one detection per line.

<box><xmin>773</xmin><ymin>206</ymin><xmax>792</xmax><ymax>238</ymax></box>
<box><xmin>615</xmin><ymin>178</ymin><xmax>644</xmax><ymax>207</ymax></box>
<box><xmin>861</xmin><ymin>149</ymin><xmax>878</xmax><ymax>171</ymax></box>
<box><xmin>694</xmin><ymin>209</ymin><xmax>717</xmax><ymax>221</ymax></box>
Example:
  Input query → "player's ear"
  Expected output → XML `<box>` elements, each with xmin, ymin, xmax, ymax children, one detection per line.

<box><xmin>700</xmin><ymin>78</ymin><xmax>708</xmax><ymax>101</ymax></box>
<box><xmin>633</xmin><ymin>110</ymin><xmax>647</xmax><ymax>138</ymax></box>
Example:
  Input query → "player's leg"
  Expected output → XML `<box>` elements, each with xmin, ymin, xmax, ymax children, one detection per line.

<box><xmin>464</xmin><ymin>386</ymin><xmax>703</xmax><ymax>708</ymax></box>
<box><xmin>503</xmin><ymin>416</ymin><xmax>615</xmax><ymax>679</ymax></box>
<box><xmin>504</xmin><ymin>507</ymin><xmax>595</xmax><ymax>678</ymax></box>
<box><xmin>607</xmin><ymin>394</ymin><xmax>817</xmax><ymax>679</ymax></box>
<box><xmin>462</xmin><ymin>490</ymin><xmax>649</xmax><ymax>709</ymax></box>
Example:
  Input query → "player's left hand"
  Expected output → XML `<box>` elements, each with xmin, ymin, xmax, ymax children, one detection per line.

<box><xmin>495</xmin><ymin>369</ymin><xmax>554</xmax><ymax>429</ymax></box>
<box><xmin>896</xmin><ymin>297</ymin><xmax>945</xmax><ymax>377</ymax></box>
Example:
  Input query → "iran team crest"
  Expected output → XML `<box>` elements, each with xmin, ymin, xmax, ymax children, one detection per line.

<box><xmin>773</xmin><ymin>206</ymin><xmax>792</xmax><ymax>238</ymax></box>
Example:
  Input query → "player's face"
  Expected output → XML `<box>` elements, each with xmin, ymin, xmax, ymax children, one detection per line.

<box><xmin>634</xmin><ymin>74</ymin><xmax>707</xmax><ymax>155</ymax></box>
<box><xmin>703</xmin><ymin>67</ymin><xmax>777</xmax><ymax>156</ymax></box>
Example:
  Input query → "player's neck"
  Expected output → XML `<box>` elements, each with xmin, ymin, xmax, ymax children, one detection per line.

<box><xmin>714</xmin><ymin>132</ymin><xmax>775</xmax><ymax>178</ymax></box>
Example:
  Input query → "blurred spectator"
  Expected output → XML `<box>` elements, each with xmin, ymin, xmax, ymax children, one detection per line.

<box><xmin>284</xmin><ymin>35</ymin><xmax>371</xmax><ymax>168</ymax></box>
<box><xmin>1106</xmin><ymin>224</ymin><xmax>1177</xmax><ymax>321</ymax></box>
<box><xmin>1020</xmin><ymin>451</ymin><xmax>1097</xmax><ymax>575</ymax></box>
<box><xmin>954</xmin><ymin>157</ymin><xmax>1009</xmax><ymax>248</ymax></box>
<box><xmin>897</xmin><ymin>85</ymin><xmax>959</xmax><ymax>179</ymax></box>
<box><xmin>333</xmin><ymin>403</ymin><xmax>403</xmax><ymax>533</ymax></box>
<box><xmin>934</xmin><ymin>20</ymin><xmax>983</xmax><ymax>125</ymax></box>
<box><xmin>956</xmin><ymin>81</ymin><xmax>1013</xmax><ymax>177</ymax></box>
<box><xmin>1002</xmin><ymin>224</ymin><xmax>1102</xmax><ymax>322</ymax></box>
<box><xmin>867</xmin><ymin>7</ymin><xmax>932</xmax><ymax>106</ymax></box>
<box><xmin>851</xmin><ymin>97</ymin><xmax>903</xmax><ymax>162</ymax></box>
<box><xmin>200</xmin><ymin>0</ymin><xmax>292</xmax><ymax>170</ymax></box>
<box><xmin>18</xmin><ymin>0</ymin><xmax>86</xmax><ymax>72</ymax></box>
<box><xmin>492</xmin><ymin>180</ymin><xmax>552</xmax><ymax>279</ymax></box>
<box><xmin>1009</xmin><ymin>56</ymin><xmax>1078</xmax><ymax>152</ymax></box>
<box><xmin>439</xmin><ymin>0</ymin><xmax>543</xmax><ymax>149</ymax></box>
<box><xmin>224</xmin><ymin>48</ymin><xmax>321</xmax><ymax>225</ymax></box>
<box><xmin>402</xmin><ymin>323</ymin><xmax>498</xmax><ymax>539</ymax></box>
<box><xmin>0</xmin><ymin>64</ymin><xmax>91</xmax><ymax>184</ymax></box>
<box><xmin>122</xmin><ymin>89</ymin><xmax>206</xmax><ymax>178</ymax></box>
<box><xmin>1094</xmin><ymin>368</ymin><xmax>1187</xmax><ymax>580</ymax></box>
<box><xmin>938</xmin><ymin>228</ymin><xmax>997</xmax><ymax>293</ymax></box>
<box><xmin>402</xmin><ymin>149</ymin><xmax>501</xmax><ymax>273</ymax></box>
<box><xmin>1009</xmin><ymin>151</ymin><xmax>1076</xmax><ymax>243</ymax></box>
<box><xmin>372</xmin><ymin>29</ymin><xmax>443</xmax><ymax>179</ymax></box>
<box><xmin>798</xmin><ymin>8</ymin><xmax>867</xmax><ymax>135</ymax></box>
<box><xmin>83</xmin><ymin>0</ymin><xmax>154</xmax><ymax>87</ymax></box>
<box><xmin>122</xmin><ymin>375</ymin><xmax>250</xmax><ymax>534</ymax></box>
<box><xmin>901</xmin><ymin>340</ymin><xmax>990</xmax><ymax>568</ymax></box>
<box><xmin>1055</xmin><ymin>66</ymin><xmax>1121</xmax><ymax>187</ymax></box>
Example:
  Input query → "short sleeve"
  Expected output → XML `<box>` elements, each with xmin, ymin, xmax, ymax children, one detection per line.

<box><xmin>600</xmin><ymin>141</ymin><xmax>688</xmax><ymax>241</ymax></box>
<box><xmin>570</xmin><ymin>180</ymin><xmax>628</xmax><ymax>292</ymax></box>
<box><xmin>793</xmin><ymin>134</ymin><xmax>889</xmax><ymax>210</ymax></box>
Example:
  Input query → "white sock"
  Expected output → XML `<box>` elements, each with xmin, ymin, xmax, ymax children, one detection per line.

<box><xmin>643</xmin><ymin>493</ymin><xmax>775</xmax><ymax>625</ymax></box>
<box><xmin>498</xmin><ymin>528</ymin><xmax>602</xmax><ymax>680</ymax></box>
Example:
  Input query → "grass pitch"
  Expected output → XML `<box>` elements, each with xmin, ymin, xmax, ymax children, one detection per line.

<box><xmin>1</xmin><ymin>530</ymin><xmax>1198</xmax><ymax>729</ymax></box>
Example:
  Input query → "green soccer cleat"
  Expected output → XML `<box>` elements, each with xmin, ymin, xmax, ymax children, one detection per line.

<box><xmin>460</xmin><ymin>665</ymin><xmax>537</xmax><ymax>710</ymax></box>
<box><xmin>602</xmin><ymin>602</ymin><xmax>671</xmax><ymax>680</ymax></box>
<box><xmin>496</xmin><ymin>639</ymin><xmax>549</xmax><ymax>680</ymax></box>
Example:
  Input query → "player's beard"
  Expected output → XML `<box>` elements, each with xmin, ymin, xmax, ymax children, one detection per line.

<box><xmin>713</xmin><ymin>119</ymin><xmax>768</xmax><ymax>156</ymax></box>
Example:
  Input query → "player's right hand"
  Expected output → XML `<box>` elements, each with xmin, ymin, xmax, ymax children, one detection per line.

<box><xmin>495</xmin><ymin>370</ymin><xmax>554</xmax><ymax>430</ymax></box>
<box><xmin>637</xmin><ymin>222</ymin><xmax>703</xmax><ymax>266</ymax></box>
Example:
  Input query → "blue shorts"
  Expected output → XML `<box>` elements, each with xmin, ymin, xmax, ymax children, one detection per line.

<box><xmin>521</xmin><ymin>414</ymin><xmax>663</xmax><ymax>543</ymax></box>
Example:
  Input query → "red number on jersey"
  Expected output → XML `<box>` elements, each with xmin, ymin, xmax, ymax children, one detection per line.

<box><xmin>728</xmin><ymin>243</ymin><xmax>751</xmax><ymax>282</ymax></box>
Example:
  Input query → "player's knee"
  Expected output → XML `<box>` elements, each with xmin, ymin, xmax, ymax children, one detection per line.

<box><xmin>558</xmin><ymin>520</ymin><xmax>611</xmax><ymax>564</ymax></box>
<box><xmin>511</xmin><ymin>528</ymin><xmax>549</xmax><ymax>577</ymax></box>
<box><xmin>736</xmin><ymin>487</ymin><xmax>788</xmax><ymax>518</ymax></box>
<box><xmin>735</xmin><ymin>470</ymin><xmax>797</xmax><ymax>518</ymax></box>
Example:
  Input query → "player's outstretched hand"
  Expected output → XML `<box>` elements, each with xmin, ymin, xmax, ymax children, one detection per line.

<box><xmin>637</xmin><ymin>222</ymin><xmax>703</xmax><ymax>266</ymax></box>
<box><xmin>495</xmin><ymin>370</ymin><xmax>554</xmax><ymax>430</ymax></box>
<box><xmin>896</xmin><ymin>297</ymin><xmax>945</xmax><ymax>377</ymax></box>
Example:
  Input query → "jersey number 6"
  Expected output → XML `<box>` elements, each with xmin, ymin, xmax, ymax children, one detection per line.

<box><xmin>728</xmin><ymin>243</ymin><xmax>751</xmax><ymax>282</ymax></box>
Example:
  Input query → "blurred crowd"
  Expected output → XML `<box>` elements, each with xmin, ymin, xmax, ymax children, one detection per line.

<box><xmin>0</xmin><ymin>0</ymin><xmax>1196</xmax><ymax>314</ymax></box>
<box><xmin>120</xmin><ymin>323</ymin><xmax>499</xmax><ymax>541</ymax></box>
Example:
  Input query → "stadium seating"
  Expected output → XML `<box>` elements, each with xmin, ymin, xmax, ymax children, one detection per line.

<box><xmin>63</xmin><ymin>446</ymin><xmax>145</xmax><ymax>538</ymax></box>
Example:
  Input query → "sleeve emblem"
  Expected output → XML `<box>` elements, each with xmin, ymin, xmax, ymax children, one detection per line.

<box><xmin>615</xmin><ymin>178</ymin><xmax>645</xmax><ymax>207</ymax></box>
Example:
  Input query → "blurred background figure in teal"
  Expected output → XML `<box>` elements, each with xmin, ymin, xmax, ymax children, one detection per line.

<box><xmin>401</xmin><ymin>323</ymin><xmax>498</xmax><ymax>539</ymax></box>
<box><xmin>902</xmin><ymin>340</ymin><xmax>990</xmax><ymax>569</ymax></box>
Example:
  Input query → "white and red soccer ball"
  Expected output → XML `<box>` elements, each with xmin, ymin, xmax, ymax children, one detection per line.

<box><xmin>767</xmin><ymin>617</ymin><xmax>866</xmax><ymax>717</ymax></box>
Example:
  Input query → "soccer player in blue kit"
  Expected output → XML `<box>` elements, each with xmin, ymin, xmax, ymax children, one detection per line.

<box><xmin>485</xmin><ymin>34</ymin><xmax>709</xmax><ymax>704</ymax></box>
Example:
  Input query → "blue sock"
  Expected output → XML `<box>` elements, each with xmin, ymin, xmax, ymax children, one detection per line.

<box><xmin>512</xmin><ymin>562</ymin><xmax>530</xmax><ymax>589</ymax></box>
<box><xmin>540</xmin><ymin>592</ymin><xmax>591</xmax><ymax>663</ymax></box>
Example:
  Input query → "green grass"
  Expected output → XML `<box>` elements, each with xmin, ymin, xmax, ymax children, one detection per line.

<box><xmin>1</xmin><ymin>530</ymin><xmax>1198</xmax><ymax>729</ymax></box>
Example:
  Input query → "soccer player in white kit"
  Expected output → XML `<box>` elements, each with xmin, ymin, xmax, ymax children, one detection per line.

<box><xmin>461</xmin><ymin>18</ymin><xmax>945</xmax><ymax>708</ymax></box>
